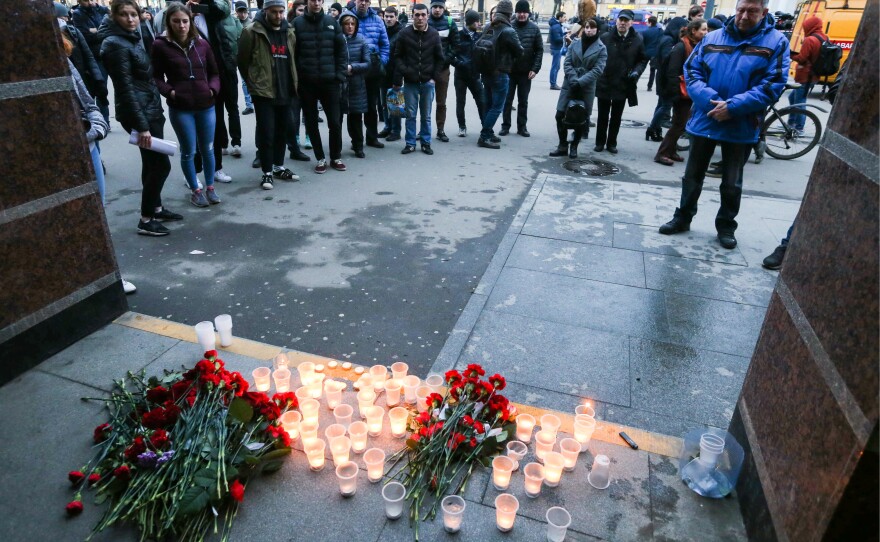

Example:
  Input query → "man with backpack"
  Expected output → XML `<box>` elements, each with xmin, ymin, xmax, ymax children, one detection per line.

<box><xmin>500</xmin><ymin>0</ymin><xmax>543</xmax><ymax>138</ymax></box>
<box><xmin>452</xmin><ymin>9</ymin><xmax>485</xmax><ymax>137</ymax></box>
<box><xmin>789</xmin><ymin>16</ymin><xmax>834</xmax><ymax>133</ymax></box>
<box><xmin>427</xmin><ymin>0</ymin><xmax>460</xmax><ymax>143</ymax></box>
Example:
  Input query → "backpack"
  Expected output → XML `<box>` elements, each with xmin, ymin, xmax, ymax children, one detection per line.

<box><xmin>810</xmin><ymin>34</ymin><xmax>842</xmax><ymax>77</ymax></box>
<box><xmin>472</xmin><ymin>27</ymin><xmax>499</xmax><ymax>75</ymax></box>
<box><xmin>563</xmin><ymin>99</ymin><xmax>587</xmax><ymax>127</ymax></box>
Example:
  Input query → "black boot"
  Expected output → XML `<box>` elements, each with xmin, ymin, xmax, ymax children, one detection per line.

<box><xmin>549</xmin><ymin>144</ymin><xmax>568</xmax><ymax>157</ymax></box>
<box><xmin>646</xmin><ymin>128</ymin><xmax>663</xmax><ymax>142</ymax></box>
<box><xmin>568</xmin><ymin>139</ymin><xmax>580</xmax><ymax>158</ymax></box>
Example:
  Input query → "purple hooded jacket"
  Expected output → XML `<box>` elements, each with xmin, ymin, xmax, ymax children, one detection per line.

<box><xmin>151</xmin><ymin>35</ymin><xmax>221</xmax><ymax>111</ymax></box>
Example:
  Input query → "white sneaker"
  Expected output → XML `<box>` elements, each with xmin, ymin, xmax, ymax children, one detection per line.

<box><xmin>214</xmin><ymin>169</ymin><xmax>232</xmax><ymax>183</ymax></box>
<box><xmin>184</xmin><ymin>179</ymin><xmax>204</xmax><ymax>190</ymax></box>
<box><xmin>230</xmin><ymin>145</ymin><xmax>242</xmax><ymax>157</ymax></box>
<box><xmin>221</xmin><ymin>148</ymin><xmax>229</xmax><ymax>155</ymax></box>
<box><xmin>122</xmin><ymin>279</ymin><xmax>137</xmax><ymax>294</ymax></box>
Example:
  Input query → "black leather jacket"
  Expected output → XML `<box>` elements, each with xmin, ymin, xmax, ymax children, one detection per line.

<box><xmin>511</xmin><ymin>19</ymin><xmax>542</xmax><ymax>74</ymax></box>
<box><xmin>485</xmin><ymin>20</ymin><xmax>523</xmax><ymax>75</ymax></box>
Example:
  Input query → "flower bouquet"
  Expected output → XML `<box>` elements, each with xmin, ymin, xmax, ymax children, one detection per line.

<box><xmin>66</xmin><ymin>351</ymin><xmax>296</xmax><ymax>542</ymax></box>
<box><xmin>389</xmin><ymin>364</ymin><xmax>515</xmax><ymax>540</ymax></box>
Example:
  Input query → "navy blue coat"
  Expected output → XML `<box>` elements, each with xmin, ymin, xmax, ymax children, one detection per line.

<box><xmin>343</xmin><ymin>29</ymin><xmax>370</xmax><ymax>113</ymax></box>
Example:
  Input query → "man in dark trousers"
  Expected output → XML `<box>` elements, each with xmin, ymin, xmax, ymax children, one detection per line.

<box><xmin>293</xmin><ymin>0</ymin><xmax>348</xmax><ymax>173</ymax></box>
<box><xmin>427</xmin><ymin>0</ymin><xmax>460</xmax><ymax>142</ymax></box>
<box><xmin>641</xmin><ymin>16</ymin><xmax>663</xmax><ymax>91</ymax></box>
<box><xmin>352</xmin><ymin>0</ymin><xmax>390</xmax><ymax>148</ymax></box>
<box><xmin>476</xmin><ymin>0</ymin><xmax>523</xmax><ymax>150</ymax></box>
<box><xmin>378</xmin><ymin>6</ymin><xmax>404</xmax><ymax>141</ymax></box>
<box><xmin>452</xmin><ymin>9</ymin><xmax>485</xmax><ymax>137</ymax></box>
<box><xmin>500</xmin><ymin>0</ymin><xmax>542</xmax><ymax>137</ymax></box>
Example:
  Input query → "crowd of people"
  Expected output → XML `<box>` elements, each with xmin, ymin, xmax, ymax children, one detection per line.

<box><xmin>58</xmin><ymin>0</ymin><xmax>821</xmax><ymax>271</ymax></box>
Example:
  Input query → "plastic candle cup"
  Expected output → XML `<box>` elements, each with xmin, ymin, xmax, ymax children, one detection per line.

<box><xmin>415</xmin><ymin>386</ymin><xmax>432</xmax><ymax>414</ymax></box>
<box><xmin>299</xmin><ymin>419</ymin><xmax>319</xmax><ymax>441</ymax></box>
<box><xmin>382</xmin><ymin>482</ymin><xmax>406</xmax><ymax>519</ymax></box>
<box><xmin>295</xmin><ymin>386</ymin><xmax>311</xmax><ymax>403</ymax></box>
<box><xmin>540</xmin><ymin>413</ymin><xmax>562</xmax><ymax>439</ymax></box>
<box><xmin>388</xmin><ymin>407</ymin><xmax>409</xmax><ymax>438</ymax></box>
<box><xmin>333</xmin><ymin>404</ymin><xmax>354</xmax><ymax>428</ymax></box>
<box><xmin>307</xmin><ymin>373</ymin><xmax>325</xmax><ymax>399</ymax></box>
<box><xmin>441</xmin><ymin>495</ymin><xmax>466</xmax><ymax>533</ymax></box>
<box><xmin>391</xmin><ymin>362</ymin><xmax>409</xmax><ymax>381</ymax></box>
<box><xmin>523</xmin><ymin>462</ymin><xmax>545</xmax><ymax>498</ymax></box>
<box><xmin>252</xmin><ymin>367</ymin><xmax>271</xmax><ymax>392</ymax></box>
<box><xmin>559</xmin><ymin>438</ymin><xmax>581</xmax><ymax>472</ymax></box>
<box><xmin>515</xmin><ymin>413</ymin><xmax>535</xmax><ymax>443</ymax></box>
<box><xmin>535</xmin><ymin>430</ymin><xmax>557</xmax><ymax>462</ymax></box>
<box><xmin>369</xmin><ymin>365</ymin><xmax>388</xmax><ymax>391</ymax></box>
<box><xmin>348</xmin><ymin>421</ymin><xmax>368</xmax><ymax>453</ymax></box>
<box><xmin>194</xmin><ymin>321</ymin><xmax>216</xmax><ymax>351</ymax></box>
<box><xmin>335</xmin><ymin>461</ymin><xmax>359</xmax><ymax>496</ymax></box>
<box><xmin>214</xmin><ymin>314</ymin><xmax>233</xmax><ymax>347</ymax></box>
<box><xmin>299</xmin><ymin>399</ymin><xmax>320</xmax><ymax>424</ymax></box>
<box><xmin>363</xmin><ymin>447</ymin><xmax>386</xmax><ymax>482</ymax></box>
<box><xmin>574</xmin><ymin>414</ymin><xmax>597</xmax><ymax>452</ymax></box>
<box><xmin>330</xmin><ymin>436</ymin><xmax>351</xmax><ymax>466</ymax></box>
<box><xmin>272</xmin><ymin>367</ymin><xmax>291</xmax><ymax>393</ymax></box>
<box><xmin>403</xmin><ymin>375</ymin><xmax>421</xmax><ymax>404</ymax></box>
<box><xmin>357</xmin><ymin>389</ymin><xmax>376</xmax><ymax>418</ymax></box>
<box><xmin>505</xmin><ymin>440</ymin><xmax>528</xmax><ymax>470</ymax></box>
<box><xmin>543</xmin><ymin>451</ymin><xmax>565</xmax><ymax>487</ymax></box>
<box><xmin>365</xmin><ymin>405</ymin><xmax>385</xmax><ymax>437</ymax></box>
<box><xmin>273</xmin><ymin>353</ymin><xmax>289</xmax><ymax>370</ymax></box>
<box><xmin>575</xmin><ymin>403</ymin><xmax>596</xmax><ymax>419</ymax></box>
<box><xmin>494</xmin><ymin>494</ymin><xmax>519</xmax><ymax>532</ymax></box>
<box><xmin>492</xmin><ymin>455</ymin><xmax>515</xmax><ymax>490</ymax></box>
<box><xmin>305</xmin><ymin>438</ymin><xmax>326</xmax><ymax>471</ymax></box>
<box><xmin>546</xmin><ymin>506</ymin><xmax>572</xmax><ymax>542</ymax></box>
<box><xmin>297</xmin><ymin>361</ymin><xmax>315</xmax><ymax>384</ymax></box>
<box><xmin>384</xmin><ymin>379</ymin><xmax>402</xmax><ymax>406</ymax></box>
<box><xmin>280</xmin><ymin>411</ymin><xmax>302</xmax><ymax>440</ymax></box>
<box><xmin>325</xmin><ymin>380</ymin><xmax>343</xmax><ymax>409</ymax></box>
<box><xmin>425</xmin><ymin>373</ymin><xmax>444</xmax><ymax>393</ymax></box>
<box><xmin>325</xmin><ymin>423</ymin><xmax>346</xmax><ymax>442</ymax></box>
<box><xmin>588</xmin><ymin>454</ymin><xmax>611</xmax><ymax>489</ymax></box>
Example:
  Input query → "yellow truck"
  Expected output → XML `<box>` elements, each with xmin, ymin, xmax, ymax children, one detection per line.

<box><xmin>789</xmin><ymin>0</ymin><xmax>865</xmax><ymax>83</ymax></box>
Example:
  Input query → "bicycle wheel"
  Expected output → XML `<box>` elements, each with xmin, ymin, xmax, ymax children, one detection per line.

<box><xmin>676</xmin><ymin>133</ymin><xmax>691</xmax><ymax>152</ymax></box>
<box><xmin>763</xmin><ymin>107</ymin><xmax>822</xmax><ymax>160</ymax></box>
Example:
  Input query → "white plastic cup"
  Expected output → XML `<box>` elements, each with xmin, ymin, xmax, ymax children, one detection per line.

<box><xmin>330</xmin><ymin>435</ymin><xmax>352</xmax><ymax>467</ymax></box>
<box><xmin>389</xmin><ymin>406</ymin><xmax>409</xmax><ymax>438</ymax></box>
<box><xmin>369</xmin><ymin>365</ymin><xmax>388</xmax><ymax>391</ymax></box>
<box><xmin>273</xmin><ymin>352</ymin><xmax>289</xmax><ymax>370</ymax></box>
<box><xmin>280</xmin><ymin>411</ymin><xmax>301</xmax><ymax>441</ymax></box>
<box><xmin>546</xmin><ymin>506</ymin><xmax>572</xmax><ymax>542</ymax></box>
<box><xmin>214</xmin><ymin>314</ymin><xmax>233</xmax><ymax>347</ymax></box>
<box><xmin>494</xmin><ymin>493</ymin><xmax>519</xmax><ymax>532</ymax></box>
<box><xmin>540</xmin><ymin>413</ymin><xmax>561</xmax><ymax>439</ymax></box>
<box><xmin>363</xmin><ymin>447</ymin><xmax>386</xmax><ymax>482</ymax></box>
<box><xmin>364</xmin><ymin>405</ymin><xmax>385</xmax><ymax>437</ymax></box>
<box><xmin>299</xmin><ymin>398</ymin><xmax>320</xmax><ymax>424</ymax></box>
<box><xmin>299</xmin><ymin>419</ymin><xmax>319</xmax><ymax>441</ymax></box>
<box><xmin>297</xmin><ymin>361</ymin><xmax>315</xmax><ymax>383</ymax></box>
<box><xmin>307</xmin><ymin>373</ymin><xmax>325</xmax><ymax>399</ymax></box>
<box><xmin>425</xmin><ymin>373</ymin><xmax>444</xmax><ymax>393</ymax></box>
<box><xmin>335</xmin><ymin>461</ymin><xmax>359</xmax><ymax>496</ymax></box>
<box><xmin>391</xmin><ymin>361</ymin><xmax>409</xmax><ymax>380</ymax></box>
<box><xmin>384</xmin><ymin>379</ymin><xmax>402</xmax><ymax>406</ymax></box>
<box><xmin>535</xmin><ymin>430</ymin><xmax>556</xmax><ymax>462</ymax></box>
<box><xmin>441</xmin><ymin>495</ymin><xmax>466</xmax><ymax>533</ymax></box>
<box><xmin>403</xmin><ymin>375</ymin><xmax>420</xmax><ymax>404</ymax></box>
<box><xmin>574</xmin><ymin>414</ymin><xmax>597</xmax><ymax>452</ymax></box>
<box><xmin>523</xmin><ymin>462</ymin><xmax>544</xmax><ymax>498</ymax></box>
<box><xmin>543</xmin><ymin>451</ymin><xmax>565</xmax><ymax>487</ymax></box>
<box><xmin>515</xmin><ymin>413</ymin><xmax>535</xmax><ymax>443</ymax></box>
<box><xmin>492</xmin><ymin>455</ymin><xmax>515</xmax><ymax>490</ymax></box>
<box><xmin>382</xmin><ymin>482</ymin><xmax>406</xmax><ymax>519</ymax></box>
<box><xmin>324</xmin><ymin>423</ymin><xmax>347</xmax><ymax>442</ymax></box>
<box><xmin>273</xmin><ymin>367</ymin><xmax>291</xmax><ymax>393</ymax></box>
<box><xmin>252</xmin><ymin>367</ymin><xmax>271</xmax><ymax>392</ymax></box>
<box><xmin>325</xmin><ymin>380</ymin><xmax>343</xmax><ymax>409</ymax></box>
<box><xmin>698</xmin><ymin>433</ymin><xmax>726</xmax><ymax>468</ymax></box>
<box><xmin>357</xmin><ymin>389</ymin><xmax>376</xmax><ymax>418</ymax></box>
<box><xmin>194</xmin><ymin>321</ymin><xmax>216</xmax><ymax>351</ymax></box>
<box><xmin>305</xmin><ymin>438</ymin><xmax>326</xmax><ymax>471</ymax></box>
<box><xmin>295</xmin><ymin>386</ymin><xmax>311</xmax><ymax>403</ymax></box>
<box><xmin>415</xmin><ymin>385</ymin><xmax>432</xmax><ymax>413</ymax></box>
<box><xmin>575</xmin><ymin>403</ymin><xmax>596</xmax><ymax>418</ymax></box>
<box><xmin>588</xmin><ymin>454</ymin><xmax>611</xmax><ymax>489</ymax></box>
<box><xmin>348</xmin><ymin>421</ymin><xmax>368</xmax><ymax>453</ymax></box>
<box><xmin>506</xmin><ymin>440</ymin><xmax>528</xmax><ymax>471</ymax></box>
<box><xmin>559</xmin><ymin>438</ymin><xmax>581</xmax><ymax>472</ymax></box>
<box><xmin>333</xmin><ymin>403</ymin><xmax>354</xmax><ymax>428</ymax></box>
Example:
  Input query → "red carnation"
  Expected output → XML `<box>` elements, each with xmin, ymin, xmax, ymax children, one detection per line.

<box><xmin>204</xmin><ymin>350</ymin><xmax>218</xmax><ymax>359</ymax></box>
<box><xmin>444</xmin><ymin>370</ymin><xmax>462</xmax><ymax>385</ymax></box>
<box><xmin>171</xmin><ymin>380</ymin><xmax>193</xmax><ymax>400</ymax></box>
<box><xmin>272</xmin><ymin>392</ymin><xmax>299</xmax><ymax>410</ymax></box>
<box><xmin>124</xmin><ymin>436</ymin><xmax>147</xmax><ymax>461</ymax></box>
<box><xmin>162</xmin><ymin>404</ymin><xmax>182</xmax><ymax>425</ymax></box>
<box><xmin>488</xmin><ymin>374</ymin><xmax>506</xmax><ymax>390</ymax></box>
<box><xmin>142</xmin><ymin>408</ymin><xmax>166</xmax><ymax>429</ymax></box>
<box><xmin>149</xmin><ymin>429</ymin><xmax>170</xmax><ymax>450</ymax></box>
<box><xmin>465</xmin><ymin>363</ymin><xmax>485</xmax><ymax>378</ymax></box>
<box><xmin>146</xmin><ymin>386</ymin><xmax>170</xmax><ymax>403</ymax></box>
<box><xmin>113</xmin><ymin>465</ymin><xmax>132</xmax><ymax>482</ymax></box>
<box><xmin>93</xmin><ymin>423</ymin><xmax>111</xmax><ymax>443</ymax></box>
<box><xmin>68</xmin><ymin>471</ymin><xmax>85</xmax><ymax>486</ymax></box>
<box><xmin>200</xmin><ymin>372</ymin><xmax>222</xmax><ymax>387</ymax></box>
<box><xmin>65</xmin><ymin>500</ymin><xmax>84</xmax><ymax>516</ymax></box>
<box><xmin>229</xmin><ymin>479</ymin><xmax>245</xmax><ymax>502</ymax></box>
<box><xmin>427</xmin><ymin>393</ymin><xmax>444</xmax><ymax>409</ymax></box>
<box><xmin>415</xmin><ymin>411</ymin><xmax>431</xmax><ymax>425</ymax></box>
<box><xmin>195</xmin><ymin>359</ymin><xmax>215</xmax><ymax>375</ymax></box>
<box><xmin>87</xmin><ymin>473</ymin><xmax>102</xmax><ymax>486</ymax></box>
<box><xmin>469</xmin><ymin>437</ymin><xmax>477</xmax><ymax>448</ymax></box>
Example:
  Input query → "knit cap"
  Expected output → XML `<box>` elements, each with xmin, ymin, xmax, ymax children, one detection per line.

<box><xmin>495</xmin><ymin>0</ymin><xmax>513</xmax><ymax>17</ymax></box>
<box><xmin>465</xmin><ymin>9</ymin><xmax>480</xmax><ymax>25</ymax></box>
<box><xmin>515</xmin><ymin>0</ymin><xmax>530</xmax><ymax>13</ymax></box>
<box><xmin>263</xmin><ymin>0</ymin><xmax>286</xmax><ymax>9</ymax></box>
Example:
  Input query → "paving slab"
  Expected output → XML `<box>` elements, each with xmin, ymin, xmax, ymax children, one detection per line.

<box><xmin>431</xmin><ymin>294</ymin><xmax>488</xmax><ymax>371</ymax></box>
<box><xmin>604</xmin><ymin>403</ymin><xmax>706</xmax><ymax>438</ymax></box>
<box><xmin>496</xmin><ymin>380</ymin><xmax>609</xmax><ymax>419</ymax></box>
<box><xmin>664</xmin><ymin>293</ymin><xmax>766</xmax><ymax>357</ymax></box>
<box><xmin>458</xmin><ymin>309</ymin><xmax>631</xmax><ymax>406</ymax></box>
<box><xmin>612</xmin><ymin>223</ymin><xmax>750</xmax><ymax>266</ymax></box>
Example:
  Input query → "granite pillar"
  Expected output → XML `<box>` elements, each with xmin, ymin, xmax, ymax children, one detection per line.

<box><xmin>729</xmin><ymin>4</ymin><xmax>879</xmax><ymax>541</ymax></box>
<box><xmin>0</xmin><ymin>0</ymin><xmax>127</xmax><ymax>385</ymax></box>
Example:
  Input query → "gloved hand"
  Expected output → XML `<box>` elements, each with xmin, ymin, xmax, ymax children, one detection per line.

<box><xmin>627</xmin><ymin>71</ymin><xmax>640</xmax><ymax>81</ymax></box>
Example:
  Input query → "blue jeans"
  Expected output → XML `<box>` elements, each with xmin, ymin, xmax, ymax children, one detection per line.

<box><xmin>404</xmin><ymin>81</ymin><xmax>434</xmax><ymax>146</ymax></box>
<box><xmin>480</xmin><ymin>73</ymin><xmax>509</xmax><ymax>140</ymax></box>
<box><xmin>787</xmin><ymin>83</ymin><xmax>812</xmax><ymax>131</ymax></box>
<box><xmin>169</xmin><ymin>106</ymin><xmax>216</xmax><ymax>190</ymax></box>
<box><xmin>550</xmin><ymin>48</ymin><xmax>562</xmax><ymax>87</ymax></box>
<box><xmin>241</xmin><ymin>80</ymin><xmax>253</xmax><ymax>109</ymax></box>
<box><xmin>90</xmin><ymin>144</ymin><xmax>105</xmax><ymax>205</ymax></box>
<box><xmin>781</xmin><ymin>224</ymin><xmax>794</xmax><ymax>247</ymax></box>
<box><xmin>649</xmin><ymin>95</ymin><xmax>674</xmax><ymax>132</ymax></box>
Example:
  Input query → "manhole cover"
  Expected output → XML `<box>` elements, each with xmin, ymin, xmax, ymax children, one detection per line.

<box><xmin>621</xmin><ymin>119</ymin><xmax>647</xmax><ymax>128</ymax></box>
<box><xmin>562</xmin><ymin>159</ymin><xmax>620</xmax><ymax>176</ymax></box>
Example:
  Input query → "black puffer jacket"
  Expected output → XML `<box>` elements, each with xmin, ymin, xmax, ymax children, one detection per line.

<box><xmin>382</xmin><ymin>21</ymin><xmax>403</xmax><ymax>87</ymax></box>
<box><xmin>511</xmin><ymin>19</ymin><xmax>542</xmax><ymax>74</ymax></box>
<box><xmin>393</xmin><ymin>25</ymin><xmax>444</xmax><ymax>85</ymax></box>
<box><xmin>99</xmin><ymin>18</ymin><xmax>164</xmax><ymax>133</ymax></box>
<box><xmin>483</xmin><ymin>20</ymin><xmax>523</xmax><ymax>76</ymax></box>
<box><xmin>596</xmin><ymin>27</ymin><xmax>648</xmax><ymax>101</ymax></box>
<box><xmin>293</xmin><ymin>9</ymin><xmax>347</xmax><ymax>83</ymax></box>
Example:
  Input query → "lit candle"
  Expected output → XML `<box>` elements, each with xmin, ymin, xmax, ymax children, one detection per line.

<box><xmin>297</xmin><ymin>361</ymin><xmax>315</xmax><ymax>384</ymax></box>
<box><xmin>523</xmin><ymin>462</ymin><xmax>544</xmax><ymax>498</ymax></box>
<box><xmin>365</xmin><ymin>405</ymin><xmax>385</xmax><ymax>437</ymax></box>
<box><xmin>441</xmin><ymin>495</ymin><xmax>466</xmax><ymax>533</ymax></box>
<box><xmin>299</xmin><ymin>399</ymin><xmax>320</xmax><ymax>424</ymax></box>
<box><xmin>194</xmin><ymin>321</ymin><xmax>216</xmax><ymax>351</ymax></box>
<box><xmin>494</xmin><ymin>494</ymin><xmax>519</xmax><ymax>532</ymax></box>
<box><xmin>588</xmin><ymin>454</ymin><xmax>611</xmax><ymax>490</ymax></box>
<box><xmin>280</xmin><ymin>411</ymin><xmax>301</xmax><ymax>440</ymax></box>
<box><xmin>330</xmin><ymin>436</ymin><xmax>351</xmax><ymax>466</ymax></box>
<box><xmin>335</xmin><ymin>461</ymin><xmax>359</xmax><ymax>496</ymax></box>
<box><xmin>535</xmin><ymin>430</ymin><xmax>556</xmax><ymax>462</ymax></box>
<box><xmin>295</xmin><ymin>386</ymin><xmax>311</xmax><ymax>403</ymax></box>
<box><xmin>546</xmin><ymin>506</ymin><xmax>572</xmax><ymax>542</ymax></box>
<box><xmin>304</xmin><ymin>438</ymin><xmax>326</xmax><ymax>471</ymax></box>
<box><xmin>324</xmin><ymin>423</ymin><xmax>346</xmax><ymax>442</ymax></box>
<box><xmin>415</xmin><ymin>385</ymin><xmax>432</xmax><ymax>414</ymax></box>
<box><xmin>348</xmin><ymin>421</ymin><xmax>368</xmax><ymax>453</ymax></box>
<box><xmin>355</xmin><ymin>374</ymin><xmax>373</xmax><ymax>392</ymax></box>
<box><xmin>384</xmin><ymin>379</ymin><xmax>402</xmax><ymax>406</ymax></box>
<box><xmin>492</xmin><ymin>455</ymin><xmax>515</xmax><ymax>490</ymax></box>
<box><xmin>574</xmin><ymin>414</ymin><xmax>596</xmax><ymax>452</ymax></box>
<box><xmin>575</xmin><ymin>402</ymin><xmax>596</xmax><ymax>418</ymax></box>
<box><xmin>324</xmin><ymin>380</ymin><xmax>343</xmax><ymax>409</ymax></box>
<box><xmin>391</xmin><ymin>361</ymin><xmax>409</xmax><ymax>381</ymax></box>
<box><xmin>214</xmin><ymin>314</ymin><xmax>233</xmax><ymax>347</ymax></box>
<box><xmin>505</xmin><ymin>440</ymin><xmax>528</xmax><ymax>471</ymax></box>
<box><xmin>559</xmin><ymin>438</ymin><xmax>581</xmax><ymax>472</ymax></box>
<box><xmin>382</xmin><ymin>482</ymin><xmax>406</xmax><ymax>519</ymax></box>
<box><xmin>333</xmin><ymin>404</ymin><xmax>354</xmax><ymax>428</ymax></box>
<box><xmin>388</xmin><ymin>407</ymin><xmax>409</xmax><ymax>438</ymax></box>
<box><xmin>363</xmin><ymin>448</ymin><xmax>386</xmax><ymax>483</ymax></box>
<box><xmin>307</xmin><ymin>373</ymin><xmax>325</xmax><ymax>399</ymax></box>
<box><xmin>369</xmin><ymin>365</ymin><xmax>388</xmax><ymax>392</ymax></box>
<box><xmin>272</xmin><ymin>367</ymin><xmax>291</xmax><ymax>393</ymax></box>
<box><xmin>540</xmin><ymin>414</ymin><xmax>561</xmax><ymax>439</ymax></box>
<box><xmin>543</xmin><ymin>452</ymin><xmax>565</xmax><ymax>487</ymax></box>
<box><xmin>299</xmin><ymin>419</ymin><xmax>319</xmax><ymax>441</ymax></box>
<box><xmin>515</xmin><ymin>413</ymin><xmax>535</xmax><ymax>443</ymax></box>
<box><xmin>357</xmin><ymin>389</ymin><xmax>376</xmax><ymax>419</ymax></box>
<box><xmin>273</xmin><ymin>352</ymin><xmax>289</xmax><ymax>370</ymax></box>
<box><xmin>425</xmin><ymin>373</ymin><xmax>444</xmax><ymax>393</ymax></box>
<box><xmin>402</xmin><ymin>375</ymin><xmax>421</xmax><ymax>404</ymax></box>
<box><xmin>252</xmin><ymin>367</ymin><xmax>271</xmax><ymax>392</ymax></box>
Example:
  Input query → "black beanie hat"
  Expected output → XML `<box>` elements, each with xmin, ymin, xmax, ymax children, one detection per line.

<box><xmin>515</xmin><ymin>0</ymin><xmax>530</xmax><ymax>13</ymax></box>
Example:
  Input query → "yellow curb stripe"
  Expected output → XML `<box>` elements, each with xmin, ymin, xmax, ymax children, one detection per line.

<box><xmin>114</xmin><ymin>311</ymin><xmax>684</xmax><ymax>457</ymax></box>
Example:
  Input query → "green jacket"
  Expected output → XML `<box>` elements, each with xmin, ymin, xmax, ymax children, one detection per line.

<box><xmin>237</xmin><ymin>19</ymin><xmax>298</xmax><ymax>99</ymax></box>
<box><xmin>229</xmin><ymin>16</ymin><xmax>243</xmax><ymax>57</ymax></box>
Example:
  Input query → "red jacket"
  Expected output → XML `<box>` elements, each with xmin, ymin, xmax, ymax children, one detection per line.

<box><xmin>791</xmin><ymin>17</ymin><xmax>827</xmax><ymax>83</ymax></box>
<box><xmin>151</xmin><ymin>35</ymin><xmax>221</xmax><ymax>110</ymax></box>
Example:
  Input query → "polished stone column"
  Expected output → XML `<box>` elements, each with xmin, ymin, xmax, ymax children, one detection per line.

<box><xmin>0</xmin><ymin>0</ymin><xmax>127</xmax><ymax>384</ymax></box>
<box><xmin>729</xmin><ymin>4</ymin><xmax>879</xmax><ymax>541</ymax></box>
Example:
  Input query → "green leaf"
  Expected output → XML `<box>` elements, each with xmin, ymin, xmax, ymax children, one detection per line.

<box><xmin>259</xmin><ymin>447</ymin><xmax>292</xmax><ymax>461</ymax></box>
<box><xmin>261</xmin><ymin>459</ymin><xmax>285</xmax><ymax>474</ymax></box>
<box><xmin>225</xmin><ymin>466</ymin><xmax>239</xmax><ymax>481</ymax></box>
<box><xmin>94</xmin><ymin>493</ymin><xmax>108</xmax><ymax>505</ymax></box>
<box><xmin>194</xmin><ymin>468</ymin><xmax>218</xmax><ymax>489</ymax></box>
<box><xmin>178</xmin><ymin>486</ymin><xmax>210</xmax><ymax>516</ymax></box>
<box><xmin>244</xmin><ymin>455</ymin><xmax>260</xmax><ymax>466</ymax></box>
<box><xmin>228</xmin><ymin>397</ymin><xmax>254</xmax><ymax>424</ymax></box>
<box><xmin>494</xmin><ymin>430</ymin><xmax>508</xmax><ymax>442</ymax></box>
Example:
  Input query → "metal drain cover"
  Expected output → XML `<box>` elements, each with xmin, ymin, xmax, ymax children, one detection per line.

<box><xmin>562</xmin><ymin>158</ymin><xmax>620</xmax><ymax>177</ymax></box>
<box><xmin>621</xmin><ymin>119</ymin><xmax>647</xmax><ymax>128</ymax></box>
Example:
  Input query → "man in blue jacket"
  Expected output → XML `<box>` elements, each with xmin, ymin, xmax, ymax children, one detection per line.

<box><xmin>641</xmin><ymin>16</ymin><xmax>663</xmax><ymax>91</ymax></box>
<box><xmin>658</xmin><ymin>0</ymin><xmax>789</xmax><ymax>250</ymax></box>
<box><xmin>548</xmin><ymin>11</ymin><xmax>566</xmax><ymax>90</ymax></box>
<box><xmin>352</xmin><ymin>0</ymin><xmax>391</xmax><ymax>148</ymax></box>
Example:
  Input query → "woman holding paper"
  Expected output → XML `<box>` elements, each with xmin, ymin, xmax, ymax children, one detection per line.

<box><xmin>151</xmin><ymin>3</ymin><xmax>222</xmax><ymax>208</ymax></box>
<box><xmin>100</xmin><ymin>0</ymin><xmax>181</xmax><ymax>236</ymax></box>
